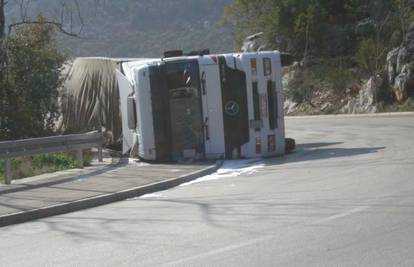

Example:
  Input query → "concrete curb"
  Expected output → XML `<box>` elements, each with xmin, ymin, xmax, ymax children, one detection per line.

<box><xmin>286</xmin><ymin>111</ymin><xmax>414</xmax><ymax>119</ymax></box>
<box><xmin>0</xmin><ymin>160</ymin><xmax>223</xmax><ymax>228</ymax></box>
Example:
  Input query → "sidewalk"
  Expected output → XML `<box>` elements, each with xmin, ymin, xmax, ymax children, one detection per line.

<box><xmin>0</xmin><ymin>159</ymin><xmax>221</xmax><ymax>227</ymax></box>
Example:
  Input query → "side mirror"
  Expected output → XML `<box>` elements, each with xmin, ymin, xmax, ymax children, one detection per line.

<box><xmin>127</xmin><ymin>95</ymin><xmax>137</xmax><ymax>130</ymax></box>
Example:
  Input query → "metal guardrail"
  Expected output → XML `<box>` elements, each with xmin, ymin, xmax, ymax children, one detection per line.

<box><xmin>0</xmin><ymin>131</ymin><xmax>104</xmax><ymax>185</ymax></box>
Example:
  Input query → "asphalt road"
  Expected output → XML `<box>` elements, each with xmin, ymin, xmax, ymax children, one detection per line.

<box><xmin>1</xmin><ymin>114</ymin><xmax>413</xmax><ymax>267</ymax></box>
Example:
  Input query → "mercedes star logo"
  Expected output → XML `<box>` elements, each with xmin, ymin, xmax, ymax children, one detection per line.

<box><xmin>225</xmin><ymin>101</ymin><xmax>240</xmax><ymax>116</ymax></box>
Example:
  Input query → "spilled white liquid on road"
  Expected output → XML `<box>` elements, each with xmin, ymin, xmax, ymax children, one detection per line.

<box><xmin>180</xmin><ymin>159</ymin><xmax>265</xmax><ymax>186</ymax></box>
<box><xmin>139</xmin><ymin>193</ymin><xmax>165</xmax><ymax>199</ymax></box>
<box><xmin>128</xmin><ymin>158</ymin><xmax>151</xmax><ymax>166</ymax></box>
<box><xmin>135</xmin><ymin>159</ymin><xmax>265</xmax><ymax>199</ymax></box>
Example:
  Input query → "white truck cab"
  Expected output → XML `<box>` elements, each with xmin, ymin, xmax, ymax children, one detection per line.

<box><xmin>117</xmin><ymin>51</ymin><xmax>286</xmax><ymax>161</ymax></box>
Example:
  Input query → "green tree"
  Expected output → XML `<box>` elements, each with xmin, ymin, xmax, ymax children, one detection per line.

<box><xmin>393</xmin><ymin>0</ymin><xmax>414</xmax><ymax>44</ymax></box>
<box><xmin>1</xmin><ymin>16</ymin><xmax>65</xmax><ymax>140</ymax></box>
<box><xmin>0</xmin><ymin>0</ymin><xmax>91</xmax><ymax>140</ymax></box>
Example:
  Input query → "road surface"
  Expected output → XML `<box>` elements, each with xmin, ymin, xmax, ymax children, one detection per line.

<box><xmin>0</xmin><ymin>114</ymin><xmax>413</xmax><ymax>267</ymax></box>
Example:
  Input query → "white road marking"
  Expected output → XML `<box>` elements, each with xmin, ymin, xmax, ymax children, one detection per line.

<box><xmin>310</xmin><ymin>206</ymin><xmax>370</xmax><ymax>225</ymax></box>
<box><xmin>162</xmin><ymin>205</ymin><xmax>370</xmax><ymax>266</ymax></box>
<box><xmin>161</xmin><ymin>235</ymin><xmax>273</xmax><ymax>267</ymax></box>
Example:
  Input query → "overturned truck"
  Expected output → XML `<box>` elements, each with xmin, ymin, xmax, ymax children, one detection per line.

<box><xmin>116</xmin><ymin>51</ymin><xmax>289</xmax><ymax>161</ymax></box>
<box><xmin>61</xmin><ymin>51</ymin><xmax>290</xmax><ymax>161</ymax></box>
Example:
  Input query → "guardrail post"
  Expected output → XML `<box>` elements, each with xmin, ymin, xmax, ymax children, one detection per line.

<box><xmin>98</xmin><ymin>145</ymin><xmax>103</xmax><ymax>162</ymax></box>
<box><xmin>5</xmin><ymin>159</ymin><xmax>12</xmax><ymax>185</ymax></box>
<box><xmin>97</xmin><ymin>130</ymin><xmax>104</xmax><ymax>163</ymax></box>
<box><xmin>77</xmin><ymin>149</ymin><xmax>84</xmax><ymax>169</ymax></box>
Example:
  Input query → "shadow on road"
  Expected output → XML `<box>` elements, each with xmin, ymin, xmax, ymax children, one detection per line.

<box><xmin>296</xmin><ymin>142</ymin><xmax>343</xmax><ymax>149</ymax></box>
<box><xmin>269</xmin><ymin>142</ymin><xmax>386</xmax><ymax>165</ymax></box>
<box><xmin>30</xmin><ymin>191</ymin><xmax>414</xmax><ymax>244</ymax></box>
<box><xmin>0</xmin><ymin>143</ymin><xmax>389</xmax><ymax>243</ymax></box>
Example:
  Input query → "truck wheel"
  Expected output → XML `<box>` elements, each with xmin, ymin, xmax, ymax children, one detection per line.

<box><xmin>285</xmin><ymin>138</ymin><xmax>296</xmax><ymax>153</ymax></box>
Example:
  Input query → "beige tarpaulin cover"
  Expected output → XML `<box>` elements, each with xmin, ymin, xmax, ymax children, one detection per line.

<box><xmin>61</xmin><ymin>57</ymin><xmax>125</xmax><ymax>146</ymax></box>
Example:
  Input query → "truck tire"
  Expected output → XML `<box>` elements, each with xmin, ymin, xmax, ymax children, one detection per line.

<box><xmin>285</xmin><ymin>138</ymin><xmax>296</xmax><ymax>153</ymax></box>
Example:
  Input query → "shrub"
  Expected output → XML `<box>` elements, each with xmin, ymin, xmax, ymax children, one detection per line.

<box><xmin>324</xmin><ymin>61</ymin><xmax>354</xmax><ymax>95</ymax></box>
<box><xmin>0</xmin><ymin>152</ymin><xmax>93</xmax><ymax>182</ymax></box>
<box><xmin>285</xmin><ymin>69</ymin><xmax>319</xmax><ymax>104</ymax></box>
<box><xmin>355</xmin><ymin>38</ymin><xmax>380</xmax><ymax>76</ymax></box>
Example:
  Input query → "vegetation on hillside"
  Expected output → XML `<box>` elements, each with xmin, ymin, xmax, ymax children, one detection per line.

<box><xmin>224</xmin><ymin>0</ymin><xmax>414</xmax><ymax>114</ymax></box>
<box><xmin>4</xmin><ymin>0</ymin><xmax>234</xmax><ymax>57</ymax></box>
<box><xmin>225</xmin><ymin>0</ymin><xmax>411</xmax><ymax>64</ymax></box>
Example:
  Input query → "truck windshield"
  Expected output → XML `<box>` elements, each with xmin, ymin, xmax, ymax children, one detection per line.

<box><xmin>148</xmin><ymin>60</ymin><xmax>204</xmax><ymax>161</ymax></box>
<box><xmin>165</xmin><ymin>60</ymin><xmax>204</xmax><ymax>160</ymax></box>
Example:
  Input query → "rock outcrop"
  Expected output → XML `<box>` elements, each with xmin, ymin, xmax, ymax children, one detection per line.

<box><xmin>387</xmin><ymin>47</ymin><xmax>399</xmax><ymax>83</ymax></box>
<box><xmin>341</xmin><ymin>76</ymin><xmax>383</xmax><ymax>113</ymax></box>
<box><xmin>387</xmin><ymin>23</ymin><xmax>414</xmax><ymax>101</ymax></box>
<box><xmin>284</xmin><ymin>98</ymin><xmax>299</xmax><ymax>114</ymax></box>
<box><xmin>241</xmin><ymin>32</ymin><xmax>269</xmax><ymax>52</ymax></box>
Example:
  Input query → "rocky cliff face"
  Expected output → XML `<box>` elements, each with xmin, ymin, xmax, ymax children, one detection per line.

<box><xmin>241</xmin><ymin>32</ymin><xmax>268</xmax><ymax>52</ymax></box>
<box><xmin>281</xmin><ymin>20</ymin><xmax>414</xmax><ymax>116</ymax></box>
<box><xmin>387</xmin><ymin>23</ymin><xmax>414</xmax><ymax>102</ymax></box>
